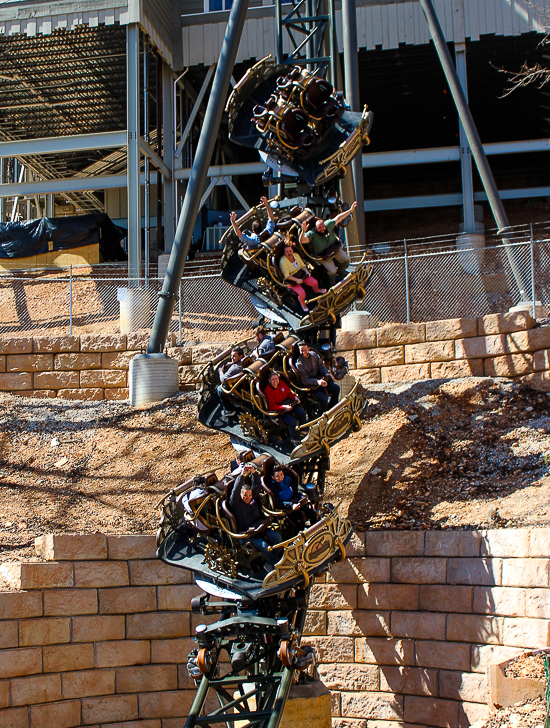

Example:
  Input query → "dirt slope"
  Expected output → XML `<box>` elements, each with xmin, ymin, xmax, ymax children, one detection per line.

<box><xmin>1</xmin><ymin>376</ymin><xmax>549</xmax><ymax>564</ymax></box>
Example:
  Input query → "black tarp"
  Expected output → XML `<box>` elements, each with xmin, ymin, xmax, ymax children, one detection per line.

<box><xmin>0</xmin><ymin>213</ymin><xmax>128</xmax><ymax>262</ymax></box>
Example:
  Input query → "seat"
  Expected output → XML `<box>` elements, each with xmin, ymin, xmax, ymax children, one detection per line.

<box><xmin>253</xmin><ymin>94</ymin><xmax>278</xmax><ymax>132</ymax></box>
<box><xmin>283</xmin><ymin>342</ymin><xmax>315</xmax><ymax>393</ymax></box>
<box><xmin>276</xmin><ymin>108</ymin><xmax>319</xmax><ymax>154</ymax></box>
<box><xmin>177</xmin><ymin>471</ymin><xmax>220</xmax><ymax>534</ymax></box>
<box><xmin>253</xmin><ymin>364</ymin><xmax>295</xmax><ymax>427</ymax></box>
<box><xmin>301</xmin><ymin>78</ymin><xmax>343</xmax><ymax>122</ymax></box>
<box><xmin>218</xmin><ymin>478</ymin><xmax>273</xmax><ymax>547</ymax></box>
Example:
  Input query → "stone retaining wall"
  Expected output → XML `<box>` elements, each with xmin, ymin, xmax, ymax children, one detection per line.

<box><xmin>1</xmin><ymin>529</ymin><xmax>549</xmax><ymax>728</ymax></box>
<box><xmin>1</xmin><ymin>311</ymin><xmax>549</xmax><ymax>400</ymax></box>
<box><xmin>0</xmin><ymin>333</ymin><xmax>191</xmax><ymax>401</ymax></box>
<box><xmin>336</xmin><ymin>311</ymin><xmax>550</xmax><ymax>391</ymax></box>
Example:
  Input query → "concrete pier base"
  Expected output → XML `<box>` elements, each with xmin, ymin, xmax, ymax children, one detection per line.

<box><xmin>280</xmin><ymin>680</ymin><xmax>331</xmax><ymax>728</ymax></box>
<box><xmin>129</xmin><ymin>353</ymin><xmax>179</xmax><ymax>406</ymax></box>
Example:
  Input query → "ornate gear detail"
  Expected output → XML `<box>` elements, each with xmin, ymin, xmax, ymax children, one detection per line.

<box><xmin>239</xmin><ymin>413</ymin><xmax>269</xmax><ymax>444</ymax></box>
<box><xmin>204</xmin><ymin>542</ymin><xmax>237</xmax><ymax>579</ymax></box>
<box><xmin>290</xmin><ymin>380</ymin><xmax>366</xmax><ymax>459</ymax></box>
<box><xmin>257</xmin><ymin>277</ymin><xmax>284</xmax><ymax>307</ymax></box>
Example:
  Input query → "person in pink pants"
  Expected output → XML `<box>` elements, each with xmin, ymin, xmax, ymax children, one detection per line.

<box><xmin>278</xmin><ymin>243</ymin><xmax>326</xmax><ymax>312</ymax></box>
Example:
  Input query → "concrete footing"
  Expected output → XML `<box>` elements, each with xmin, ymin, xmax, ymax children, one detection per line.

<box><xmin>129</xmin><ymin>353</ymin><xmax>179</xmax><ymax>406</ymax></box>
<box><xmin>280</xmin><ymin>680</ymin><xmax>331</xmax><ymax>728</ymax></box>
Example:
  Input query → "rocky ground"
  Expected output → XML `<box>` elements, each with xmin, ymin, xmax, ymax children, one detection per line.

<box><xmin>475</xmin><ymin>696</ymin><xmax>546</xmax><ymax>728</ymax></box>
<box><xmin>1</xmin><ymin>375</ymin><xmax>550</xmax><ymax>567</ymax></box>
<box><xmin>328</xmin><ymin>376</ymin><xmax>550</xmax><ymax>531</ymax></box>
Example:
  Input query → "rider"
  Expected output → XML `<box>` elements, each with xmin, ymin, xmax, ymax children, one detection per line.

<box><xmin>253</xmin><ymin>325</ymin><xmax>275</xmax><ymax>359</ymax></box>
<box><xmin>230</xmin><ymin>196</ymin><xmax>276</xmax><ymax>250</ymax></box>
<box><xmin>217</xmin><ymin>347</ymin><xmax>245</xmax><ymax>418</ymax></box>
<box><xmin>295</xmin><ymin>341</ymin><xmax>339</xmax><ymax>411</ymax></box>
<box><xmin>270</xmin><ymin>463</ymin><xmax>316</xmax><ymax>529</ymax></box>
<box><xmin>299</xmin><ymin>200</ymin><xmax>358</xmax><ymax>285</ymax></box>
<box><xmin>264</xmin><ymin>370</ymin><xmax>307</xmax><ymax>446</ymax></box>
<box><xmin>229</xmin><ymin>463</ymin><xmax>282</xmax><ymax>566</ymax></box>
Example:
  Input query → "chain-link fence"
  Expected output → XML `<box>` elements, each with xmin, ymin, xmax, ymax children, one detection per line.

<box><xmin>0</xmin><ymin>273</ymin><xmax>257</xmax><ymax>344</ymax></box>
<box><xmin>1</xmin><ymin>221</ymin><xmax>549</xmax><ymax>341</ymax></box>
<box><xmin>354</xmin><ymin>221</ymin><xmax>550</xmax><ymax>324</ymax></box>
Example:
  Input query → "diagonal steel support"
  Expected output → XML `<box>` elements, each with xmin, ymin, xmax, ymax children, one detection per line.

<box><xmin>148</xmin><ymin>0</ymin><xmax>250</xmax><ymax>353</ymax></box>
<box><xmin>419</xmin><ymin>0</ymin><xmax>529</xmax><ymax>298</ymax></box>
<box><xmin>140</xmin><ymin>137</ymin><xmax>172</xmax><ymax>179</ymax></box>
<box><xmin>175</xmin><ymin>64</ymin><xmax>216</xmax><ymax>159</ymax></box>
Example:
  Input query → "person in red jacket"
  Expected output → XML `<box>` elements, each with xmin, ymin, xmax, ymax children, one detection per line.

<box><xmin>264</xmin><ymin>370</ymin><xmax>307</xmax><ymax>445</ymax></box>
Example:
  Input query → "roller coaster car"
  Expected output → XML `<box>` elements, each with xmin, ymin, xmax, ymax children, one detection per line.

<box><xmin>226</xmin><ymin>56</ymin><xmax>373</xmax><ymax>187</ymax></box>
<box><xmin>198</xmin><ymin>337</ymin><xmax>367</xmax><ymax>461</ymax></box>
<box><xmin>156</xmin><ymin>456</ymin><xmax>353</xmax><ymax>601</ymax></box>
<box><xmin>220</xmin><ymin>201</ymin><xmax>374</xmax><ymax>332</ymax></box>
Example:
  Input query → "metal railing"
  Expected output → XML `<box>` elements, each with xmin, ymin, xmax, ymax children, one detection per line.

<box><xmin>1</xmin><ymin>220</ymin><xmax>550</xmax><ymax>341</ymax></box>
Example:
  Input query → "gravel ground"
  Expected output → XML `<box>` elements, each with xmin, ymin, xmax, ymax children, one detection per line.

<box><xmin>475</xmin><ymin>696</ymin><xmax>546</xmax><ymax>728</ymax></box>
<box><xmin>1</xmin><ymin>375</ymin><xmax>550</xmax><ymax>567</ymax></box>
<box><xmin>326</xmin><ymin>377</ymin><xmax>550</xmax><ymax>530</ymax></box>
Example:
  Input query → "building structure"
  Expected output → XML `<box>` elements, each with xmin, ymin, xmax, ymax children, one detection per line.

<box><xmin>0</xmin><ymin>0</ymin><xmax>547</xmax><ymax>273</ymax></box>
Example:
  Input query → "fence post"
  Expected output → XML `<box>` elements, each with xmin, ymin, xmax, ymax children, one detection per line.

<box><xmin>404</xmin><ymin>239</ymin><xmax>411</xmax><ymax>324</ymax></box>
<box><xmin>69</xmin><ymin>265</ymin><xmax>73</xmax><ymax>335</ymax></box>
<box><xmin>530</xmin><ymin>223</ymin><xmax>536</xmax><ymax>320</ymax></box>
<box><xmin>179</xmin><ymin>280</ymin><xmax>182</xmax><ymax>345</ymax></box>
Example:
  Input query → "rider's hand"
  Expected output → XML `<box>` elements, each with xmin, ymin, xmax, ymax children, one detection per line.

<box><xmin>301</xmin><ymin>220</ymin><xmax>308</xmax><ymax>232</ymax></box>
<box><xmin>260</xmin><ymin>196</ymin><xmax>268</xmax><ymax>205</ymax></box>
<box><xmin>319</xmin><ymin>379</ymin><xmax>328</xmax><ymax>387</ymax></box>
<box><xmin>230</xmin><ymin>211</ymin><xmax>237</xmax><ymax>222</ymax></box>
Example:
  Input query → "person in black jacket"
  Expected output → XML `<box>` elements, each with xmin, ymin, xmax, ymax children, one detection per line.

<box><xmin>216</xmin><ymin>347</ymin><xmax>245</xmax><ymax>417</ymax></box>
<box><xmin>228</xmin><ymin>464</ymin><xmax>282</xmax><ymax>566</ymax></box>
<box><xmin>295</xmin><ymin>342</ymin><xmax>339</xmax><ymax>411</ymax></box>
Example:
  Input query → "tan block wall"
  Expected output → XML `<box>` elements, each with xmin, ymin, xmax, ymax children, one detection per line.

<box><xmin>340</xmin><ymin>311</ymin><xmax>550</xmax><ymax>391</ymax></box>
<box><xmin>0</xmin><ymin>333</ymin><xmax>185</xmax><ymax>400</ymax></box>
<box><xmin>0</xmin><ymin>534</ymin><xmax>198</xmax><ymax>728</ymax></box>
<box><xmin>1</xmin><ymin>310</ymin><xmax>549</xmax><ymax>400</ymax></box>
<box><xmin>0</xmin><ymin>531</ymin><xmax>549</xmax><ymax>728</ymax></box>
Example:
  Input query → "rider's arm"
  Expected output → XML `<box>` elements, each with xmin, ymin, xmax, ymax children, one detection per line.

<box><xmin>333</xmin><ymin>200</ymin><xmax>358</xmax><ymax>227</ymax></box>
<box><xmin>230</xmin><ymin>211</ymin><xmax>243</xmax><ymax>239</ymax></box>
<box><xmin>262</xmin><ymin>196</ymin><xmax>275</xmax><ymax>223</ymax></box>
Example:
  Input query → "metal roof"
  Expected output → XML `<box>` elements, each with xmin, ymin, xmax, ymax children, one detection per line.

<box><xmin>0</xmin><ymin>23</ymin><xmax>127</xmax><ymax>212</ymax></box>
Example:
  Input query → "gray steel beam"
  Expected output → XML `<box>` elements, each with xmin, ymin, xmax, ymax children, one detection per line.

<box><xmin>0</xmin><ymin>131</ymin><xmax>127</xmax><ymax>159</ymax></box>
<box><xmin>455</xmin><ymin>42</ymin><xmax>475</xmax><ymax>233</ymax></box>
<box><xmin>148</xmin><ymin>0</ymin><xmax>250</xmax><ymax>353</ymax></box>
<box><xmin>127</xmin><ymin>22</ymin><xmax>141</xmax><ymax>281</ymax></box>
<box><xmin>174</xmin><ymin>64</ymin><xmax>216</xmax><ymax>159</ymax></box>
<box><xmin>173</xmin><ymin>138</ymin><xmax>550</xmax><ymax>179</ymax></box>
<box><xmin>0</xmin><ymin>174</ymin><xmax>142</xmax><ymax>197</ymax></box>
<box><xmin>224</xmin><ymin>176</ymin><xmax>250</xmax><ymax>210</ymax></box>
<box><xmin>419</xmin><ymin>0</ymin><xmax>529</xmax><ymax>297</ymax></box>
<box><xmin>140</xmin><ymin>137</ymin><xmax>171</xmax><ymax>179</ymax></box>
<box><xmin>363</xmin><ymin>186</ymin><xmax>550</xmax><ymax>212</ymax></box>
<box><xmin>342</xmin><ymin>0</ymin><xmax>366</xmax><ymax>248</ymax></box>
<box><xmin>163</xmin><ymin>61</ymin><xmax>176</xmax><ymax>252</ymax></box>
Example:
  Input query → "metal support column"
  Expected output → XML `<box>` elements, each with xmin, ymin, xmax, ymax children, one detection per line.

<box><xmin>455</xmin><ymin>42</ymin><xmax>475</xmax><ymax>234</ymax></box>
<box><xmin>342</xmin><ymin>0</ymin><xmax>365</xmax><ymax>253</ymax></box>
<box><xmin>45</xmin><ymin>194</ymin><xmax>54</xmax><ymax>218</ymax></box>
<box><xmin>126</xmin><ymin>23</ymin><xmax>141</xmax><ymax>282</ymax></box>
<box><xmin>144</xmin><ymin>36</ymin><xmax>150</xmax><ymax>283</ymax></box>
<box><xmin>418</xmin><ymin>0</ymin><xmax>529</xmax><ymax>298</ymax></box>
<box><xmin>148</xmin><ymin>0</ymin><xmax>250</xmax><ymax>353</ymax></box>
<box><xmin>163</xmin><ymin>62</ymin><xmax>175</xmax><ymax>251</ymax></box>
<box><xmin>0</xmin><ymin>160</ymin><xmax>5</xmax><ymax>222</ymax></box>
